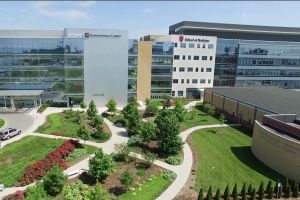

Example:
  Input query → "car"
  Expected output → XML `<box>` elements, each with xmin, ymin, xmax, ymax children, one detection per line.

<box><xmin>0</xmin><ymin>128</ymin><xmax>22</xmax><ymax>140</ymax></box>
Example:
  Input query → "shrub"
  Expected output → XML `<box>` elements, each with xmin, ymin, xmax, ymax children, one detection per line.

<box><xmin>165</xmin><ymin>155</ymin><xmax>182</xmax><ymax>165</ymax></box>
<box><xmin>89</xmin><ymin>181</ymin><xmax>111</xmax><ymax>200</ymax></box>
<box><xmin>43</xmin><ymin>165</ymin><xmax>67</xmax><ymax>196</ymax></box>
<box><xmin>285</xmin><ymin>184</ymin><xmax>291</xmax><ymax>198</ymax></box>
<box><xmin>141</xmin><ymin>121</ymin><xmax>156</xmax><ymax>145</ymax></box>
<box><xmin>80</xmin><ymin>100</ymin><xmax>86</xmax><ymax>109</ymax></box>
<box><xmin>77</xmin><ymin>125</ymin><xmax>90</xmax><ymax>143</ymax></box>
<box><xmin>136</xmin><ymin>167</ymin><xmax>145</xmax><ymax>176</ymax></box>
<box><xmin>87</xmin><ymin>100</ymin><xmax>98</xmax><ymax>119</ymax></box>
<box><xmin>292</xmin><ymin>182</ymin><xmax>299</xmax><ymax>198</ymax></box>
<box><xmin>198</xmin><ymin>188</ymin><xmax>203</xmax><ymax>200</ymax></box>
<box><xmin>25</xmin><ymin>182</ymin><xmax>51</xmax><ymax>200</ymax></box>
<box><xmin>63</xmin><ymin>180</ymin><xmax>90</xmax><ymax>200</ymax></box>
<box><xmin>250</xmin><ymin>187</ymin><xmax>256</xmax><ymax>200</ymax></box>
<box><xmin>223</xmin><ymin>185</ymin><xmax>230</xmax><ymax>200</ymax></box>
<box><xmin>173</xmin><ymin>100</ymin><xmax>187</xmax><ymax>122</ymax></box>
<box><xmin>127</xmin><ymin>135</ymin><xmax>143</xmax><ymax>146</ymax></box>
<box><xmin>144</xmin><ymin>101</ymin><xmax>159</xmax><ymax>117</ymax></box>
<box><xmin>3</xmin><ymin>190</ymin><xmax>25</xmax><ymax>200</ymax></box>
<box><xmin>206</xmin><ymin>186</ymin><xmax>212</xmax><ymax>200</ymax></box>
<box><xmin>89</xmin><ymin>148</ymin><xmax>114</xmax><ymax>181</ymax></box>
<box><xmin>92</xmin><ymin>115</ymin><xmax>103</xmax><ymax>128</ymax></box>
<box><xmin>144</xmin><ymin>152</ymin><xmax>156</xmax><ymax>168</ymax></box>
<box><xmin>248</xmin><ymin>184</ymin><xmax>253</xmax><ymax>195</ymax></box>
<box><xmin>112</xmin><ymin>143</ymin><xmax>129</xmax><ymax>162</ymax></box>
<box><xmin>215</xmin><ymin>188</ymin><xmax>221</xmax><ymax>200</ymax></box>
<box><xmin>218</xmin><ymin>113</ymin><xmax>227</xmax><ymax>125</ymax></box>
<box><xmin>266</xmin><ymin>180</ymin><xmax>273</xmax><ymax>199</ymax></box>
<box><xmin>37</xmin><ymin>103</ymin><xmax>48</xmax><ymax>113</ymax></box>
<box><xmin>162</xmin><ymin>170</ymin><xmax>176</xmax><ymax>181</ymax></box>
<box><xmin>241</xmin><ymin>183</ymin><xmax>247</xmax><ymax>200</ymax></box>
<box><xmin>66</xmin><ymin>148</ymin><xmax>87</xmax><ymax>161</ymax></box>
<box><xmin>203</xmin><ymin>104</ymin><xmax>215</xmax><ymax>116</ymax></box>
<box><xmin>106</xmin><ymin>99</ymin><xmax>117</xmax><ymax>113</ymax></box>
<box><xmin>120</xmin><ymin>170</ymin><xmax>134</xmax><ymax>190</ymax></box>
<box><xmin>258</xmin><ymin>181</ymin><xmax>264</xmax><ymax>200</ymax></box>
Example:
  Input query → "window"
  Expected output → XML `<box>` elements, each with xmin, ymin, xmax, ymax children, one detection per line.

<box><xmin>180</xmin><ymin>43</ymin><xmax>186</xmax><ymax>48</ymax></box>
<box><xmin>179</xmin><ymin>67</ymin><xmax>185</xmax><ymax>72</ymax></box>
<box><xmin>181</xmin><ymin>79</ymin><xmax>184</xmax><ymax>83</ymax></box>
<box><xmin>187</xmin><ymin>67</ymin><xmax>193</xmax><ymax>72</ymax></box>
<box><xmin>178</xmin><ymin>91</ymin><xmax>183</xmax><ymax>97</ymax></box>
<box><xmin>182</xmin><ymin>55</ymin><xmax>186</xmax><ymax>60</ymax></box>
<box><xmin>210</xmin><ymin>56</ymin><xmax>213</xmax><ymax>61</ymax></box>
<box><xmin>202</xmin><ymin>44</ymin><xmax>206</xmax><ymax>48</ymax></box>
<box><xmin>189</xmin><ymin>43</ymin><xmax>195</xmax><ymax>48</ymax></box>
<box><xmin>173</xmin><ymin>79</ymin><xmax>178</xmax><ymax>84</ymax></box>
<box><xmin>174</xmin><ymin>43</ymin><xmax>177</xmax><ymax>48</ymax></box>
<box><xmin>173</xmin><ymin>67</ymin><xmax>176</xmax><ymax>72</ymax></box>
<box><xmin>187</xmin><ymin>79</ymin><xmax>190</xmax><ymax>83</ymax></box>
<box><xmin>208</xmin><ymin>44</ymin><xmax>214</xmax><ymax>49</ymax></box>
<box><xmin>208</xmin><ymin>79</ymin><xmax>211</xmax><ymax>84</ymax></box>
<box><xmin>197</xmin><ymin>44</ymin><xmax>201</xmax><ymax>48</ymax></box>
<box><xmin>201</xmin><ymin>68</ymin><xmax>204</xmax><ymax>72</ymax></box>
<box><xmin>172</xmin><ymin>91</ymin><xmax>175</xmax><ymax>96</ymax></box>
<box><xmin>188</xmin><ymin>55</ymin><xmax>191</xmax><ymax>60</ymax></box>
<box><xmin>202</xmin><ymin>56</ymin><xmax>207</xmax><ymax>60</ymax></box>
<box><xmin>174</xmin><ymin>55</ymin><xmax>180</xmax><ymax>60</ymax></box>
<box><xmin>194</xmin><ymin>56</ymin><xmax>199</xmax><ymax>60</ymax></box>
<box><xmin>192</xmin><ymin>79</ymin><xmax>198</xmax><ymax>84</ymax></box>
<box><xmin>200</xmin><ymin>79</ymin><xmax>206</xmax><ymax>83</ymax></box>
<box><xmin>196</xmin><ymin>67</ymin><xmax>199</xmax><ymax>72</ymax></box>
<box><xmin>206</xmin><ymin>68</ymin><xmax>212</xmax><ymax>72</ymax></box>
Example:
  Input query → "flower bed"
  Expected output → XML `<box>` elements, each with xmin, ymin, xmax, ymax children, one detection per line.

<box><xmin>16</xmin><ymin>139</ymin><xmax>78</xmax><ymax>186</ymax></box>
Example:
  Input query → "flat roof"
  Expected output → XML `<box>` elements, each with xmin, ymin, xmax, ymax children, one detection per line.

<box><xmin>205</xmin><ymin>87</ymin><xmax>300</xmax><ymax>116</ymax></box>
<box><xmin>0</xmin><ymin>90</ymin><xmax>44</xmax><ymax>97</ymax></box>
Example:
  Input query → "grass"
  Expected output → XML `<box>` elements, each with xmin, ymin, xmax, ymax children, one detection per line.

<box><xmin>0</xmin><ymin>136</ymin><xmax>64</xmax><ymax>187</ymax></box>
<box><xmin>180</xmin><ymin>104</ymin><xmax>220</xmax><ymax>130</ymax></box>
<box><xmin>191</xmin><ymin>126</ymin><xmax>283</xmax><ymax>192</ymax></box>
<box><xmin>119</xmin><ymin>174</ymin><xmax>171</xmax><ymax>200</ymax></box>
<box><xmin>0</xmin><ymin>119</ymin><xmax>4</xmax><ymax>128</ymax></box>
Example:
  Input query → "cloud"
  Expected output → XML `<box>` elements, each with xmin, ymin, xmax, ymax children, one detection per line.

<box><xmin>142</xmin><ymin>8</ymin><xmax>154</xmax><ymax>14</ymax></box>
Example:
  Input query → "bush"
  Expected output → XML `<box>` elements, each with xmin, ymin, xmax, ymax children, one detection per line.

<box><xmin>206</xmin><ymin>186</ymin><xmax>212</xmax><ymax>200</ymax></box>
<box><xmin>215</xmin><ymin>188</ymin><xmax>221</xmax><ymax>200</ymax></box>
<box><xmin>89</xmin><ymin>148</ymin><xmax>114</xmax><ymax>181</ymax></box>
<box><xmin>112</xmin><ymin>143</ymin><xmax>129</xmax><ymax>162</ymax></box>
<box><xmin>87</xmin><ymin>100</ymin><xmax>98</xmax><ymax>119</ymax></box>
<box><xmin>223</xmin><ymin>185</ymin><xmax>230</xmax><ymax>200</ymax></box>
<box><xmin>106</xmin><ymin>99</ymin><xmax>117</xmax><ymax>113</ymax></box>
<box><xmin>77</xmin><ymin>125</ymin><xmax>90</xmax><ymax>143</ymax></box>
<box><xmin>258</xmin><ymin>181</ymin><xmax>265</xmax><ymax>200</ymax></box>
<box><xmin>144</xmin><ymin>152</ymin><xmax>156</xmax><ymax>168</ymax></box>
<box><xmin>136</xmin><ymin>167</ymin><xmax>145</xmax><ymax>176</ymax></box>
<box><xmin>43</xmin><ymin>165</ymin><xmax>67</xmax><ymax>196</ymax></box>
<box><xmin>198</xmin><ymin>188</ymin><xmax>203</xmax><ymax>200</ymax></box>
<box><xmin>173</xmin><ymin>100</ymin><xmax>187</xmax><ymax>122</ymax></box>
<box><xmin>165</xmin><ymin>155</ymin><xmax>182</xmax><ymax>165</ymax></box>
<box><xmin>25</xmin><ymin>182</ymin><xmax>51</xmax><ymax>200</ymax></box>
<box><xmin>250</xmin><ymin>187</ymin><xmax>256</xmax><ymax>200</ymax></box>
<box><xmin>92</xmin><ymin>115</ymin><xmax>103</xmax><ymax>128</ymax></box>
<box><xmin>232</xmin><ymin>183</ymin><xmax>238</xmax><ymax>200</ymax></box>
<box><xmin>241</xmin><ymin>183</ymin><xmax>247</xmax><ymax>200</ymax></box>
<box><xmin>3</xmin><ymin>191</ymin><xmax>25</xmax><ymax>200</ymax></box>
<box><xmin>266</xmin><ymin>180</ymin><xmax>273</xmax><ymax>199</ymax></box>
<box><xmin>141</xmin><ymin>121</ymin><xmax>156</xmax><ymax>144</ymax></box>
<box><xmin>80</xmin><ymin>100</ymin><xmax>86</xmax><ymax>109</ymax></box>
<box><xmin>144</xmin><ymin>101</ymin><xmax>159</xmax><ymax>117</ymax></box>
<box><xmin>120</xmin><ymin>170</ymin><xmax>134</xmax><ymax>190</ymax></box>
<box><xmin>248</xmin><ymin>184</ymin><xmax>253</xmax><ymax>195</ymax></box>
<box><xmin>162</xmin><ymin>170</ymin><xmax>176</xmax><ymax>181</ymax></box>
<box><xmin>292</xmin><ymin>182</ymin><xmax>299</xmax><ymax>198</ymax></box>
<box><xmin>66</xmin><ymin>148</ymin><xmax>87</xmax><ymax>161</ymax></box>
<box><xmin>37</xmin><ymin>103</ymin><xmax>48</xmax><ymax>113</ymax></box>
<box><xmin>285</xmin><ymin>184</ymin><xmax>291</xmax><ymax>198</ymax></box>
<box><xmin>203</xmin><ymin>104</ymin><xmax>215</xmax><ymax>116</ymax></box>
<box><xmin>89</xmin><ymin>181</ymin><xmax>111</xmax><ymax>200</ymax></box>
<box><xmin>63</xmin><ymin>180</ymin><xmax>90</xmax><ymax>200</ymax></box>
<box><xmin>127</xmin><ymin>135</ymin><xmax>143</xmax><ymax>146</ymax></box>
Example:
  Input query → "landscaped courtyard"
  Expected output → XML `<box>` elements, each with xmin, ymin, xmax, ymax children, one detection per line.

<box><xmin>190</xmin><ymin>126</ymin><xmax>283</xmax><ymax>192</ymax></box>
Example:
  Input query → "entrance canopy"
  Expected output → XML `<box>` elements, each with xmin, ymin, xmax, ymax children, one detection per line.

<box><xmin>0</xmin><ymin>90</ymin><xmax>44</xmax><ymax>97</ymax></box>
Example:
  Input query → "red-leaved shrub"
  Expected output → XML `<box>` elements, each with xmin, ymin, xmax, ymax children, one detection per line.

<box><xmin>16</xmin><ymin>139</ymin><xmax>78</xmax><ymax>186</ymax></box>
<box><xmin>3</xmin><ymin>190</ymin><xmax>25</xmax><ymax>200</ymax></box>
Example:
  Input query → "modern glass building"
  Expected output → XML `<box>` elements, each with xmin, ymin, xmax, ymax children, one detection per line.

<box><xmin>169</xmin><ymin>21</ymin><xmax>300</xmax><ymax>88</ymax></box>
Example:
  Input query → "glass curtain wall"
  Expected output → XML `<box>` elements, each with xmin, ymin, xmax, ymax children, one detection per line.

<box><xmin>128</xmin><ymin>39</ymin><xmax>138</xmax><ymax>99</ymax></box>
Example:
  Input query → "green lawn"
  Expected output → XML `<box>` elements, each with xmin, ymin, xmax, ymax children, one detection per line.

<box><xmin>0</xmin><ymin>136</ymin><xmax>64</xmax><ymax>187</ymax></box>
<box><xmin>119</xmin><ymin>174</ymin><xmax>171</xmax><ymax>200</ymax></box>
<box><xmin>0</xmin><ymin>119</ymin><xmax>4</xmax><ymax>128</ymax></box>
<box><xmin>37</xmin><ymin>113</ymin><xmax>80</xmax><ymax>138</ymax></box>
<box><xmin>180</xmin><ymin>105</ymin><xmax>220</xmax><ymax>130</ymax></box>
<box><xmin>191</xmin><ymin>127</ymin><xmax>283</xmax><ymax>192</ymax></box>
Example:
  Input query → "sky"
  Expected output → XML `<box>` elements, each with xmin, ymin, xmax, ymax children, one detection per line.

<box><xmin>1</xmin><ymin>1</ymin><xmax>300</xmax><ymax>38</ymax></box>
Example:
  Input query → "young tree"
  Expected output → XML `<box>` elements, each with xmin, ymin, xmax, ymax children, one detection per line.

<box><xmin>198</xmin><ymin>188</ymin><xmax>204</xmax><ymax>200</ymax></box>
<box><xmin>80</xmin><ymin>100</ymin><xmax>86</xmax><ymax>109</ymax></box>
<box><xmin>144</xmin><ymin>100</ymin><xmax>159</xmax><ymax>117</ymax></box>
<box><xmin>266</xmin><ymin>180</ymin><xmax>273</xmax><ymax>199</ymax></box>
<box><xmin>77</xmin><ymin>125</ymin><xmax>90</xmax><ymax>144</ymax></box>
<box><xmin>189</xmin><ymin>108</ymin><xmax>198</xmax><ymax>120</ymax></box>
<box><xmin>89</xmin><ymin>148</ymin><xmax>114</xmax><ymax>181</ymax></box>
<box><xmin>154</xmin><ymin>110</ymin><xmax>183</xmax><ymax>155</ymax></box>
<box><xmin>292</xmin><ymin>182</ymin><xmax>299</xmax><ymax>198</ymax></box>
<box><xmin>215</xmin><ymin>188</ymin><xmax>221</xmax><ymax>200</ymax></box>
<box><xmin>232</xmin><ymin>183</ymin><xmax>238</xmax><ymax>200</ymax></box>
<box><xmin>106</xmin><ymin>98</ymin><xmax>117</xmax><ymax>113</ymax></box>
<box><xmin>92</xmin><ymin>114</ymin><xmax>103</xmax><ymax>129</ymax></box>
<box><xmin>87</xmin><ymin>100</ymin><xmax>98</xmax><ymax>119</ymax></box>
<box><xmin>241</xmin><ymin>183</ymin><xmax>247</xmax><ymax>200</ymax></box>
<box><xmin>173</xmin><ymin>100</ymin><xmax>187</xmax><ymax>122</ymax></box>
<box><xmin>89</xmin><ymin>181</ymin><xmax>111</xmax><ymax>200</ymax></box>
<box><xmin>120</xmin><ymin>170</ymin><xmax>134</xmax><ymax>190</ymax></box>
<box><xmin>248</xmin><ymin>184</ymin><xmax>253</xmax><ymax>195</ymax></box>
<box><xmin>112</xmin><ymin>143</ymin><xmax>129</xmax><ymax>162</ymax></box>
<box><xmin>258</xmin><ymin>181</ymin><xmax>265</xmax><ymax>200</ymax></box>
<box><xmin>223</xmin><ymin>185</ymin><xmax>230</xmax><ymax>200</ymax></box>
<box><xmin>122</xmin><ymin>101</ymin><xmax>141</xmax><ymax>136</ymax></box>
<box><xmin>144</xmin><ymin>152</ymin><xmax>156</xmax><ymax>168</ymax></box>
<box><xmin>218</xmin><ymin>113</ymin><xmax>227</xmax><ymax>125</ymax></box>
<box><xmin>43</xmin><ymin>165</ymin><xmax>66</xmax><ymax>196</ymax></box>
<box><xmin>250</xmin><ymin>187</ymin><xmax>256</xmax><ymax>200</ymax></box>
<box><xmin>141</xmin><ymin>121</ymin><xmax>156</xmax><ymax>145</ymax></box>
<box><xmin>206</xmin><ymin>186</ymin><xmax>212</xmax><ymax>200</ymax></box>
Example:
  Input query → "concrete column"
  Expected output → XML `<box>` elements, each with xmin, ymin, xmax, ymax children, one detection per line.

<box><xmin>3</xmin><ymin>96</ymin><xmax>6</xmax><ymax>108</ymax></box>
<box><xmin>67</xmin><ymin>97</ymin><xmax>70</xmax><ymax>108</ymax></box>
<box><xmin>10</xmin><ymin>98</ymin><xmax>15</xmax><ymax>110</ymax></box>
<box><xmin>34</xmin><ymin>99</ymin><xmax>37</xmax><ymax>107</ymax></box>
<box><xmin>39</xmin><ymin>98</ymin><xmax>42</xmax><ymax>106</ymax></box>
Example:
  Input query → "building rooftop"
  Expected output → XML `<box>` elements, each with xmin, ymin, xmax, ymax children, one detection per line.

<box><xmin>205</xmin><ymin>87</ymin><xmax>300</xmax><ymax>116</ymax></box>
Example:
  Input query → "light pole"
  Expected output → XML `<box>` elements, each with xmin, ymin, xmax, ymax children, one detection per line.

<box><xmin>277</xmin><ymin>182</ymin><xmax>281</xmax><ymax>199</ymax></box>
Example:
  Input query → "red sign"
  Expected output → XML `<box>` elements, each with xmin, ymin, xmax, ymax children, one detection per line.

<box><xmin>179</xmin><ymin>35</ymin><xmax>184</xmax><ymax>42</ymax></box>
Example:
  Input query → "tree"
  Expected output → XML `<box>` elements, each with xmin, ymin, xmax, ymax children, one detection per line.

<box><xmin>89</xmin><ymin>181</ymin><xmax>111</xmax><ymax>200</ymax></box>
<box><xmin>206</xmin><ymin>186</ymin><xmax>212</xmax><ymax>200</ymax></box>
<box><xmin>258</xmin><ymin>181</ymin><xmax>265</xmax><ymax>200</ymax></box>
<box><xmin>112</xmin><ymin>143</ymin><xmax>129</xmax><ymax>162</ymax></box>
<box><xmin>198</xmin><ymin>188</ymin><xmax>204</xmax><ymax>200</ymax></box>
<box><xmin>232</xmin><ymin>183</ymin><xmax>238</xmax><ymax>200</ymax></box>
<box><xmin>106</xmin><ymin>98</ymin><xmax>117</xmax><ymax>113</ymax></box>
<box><xmin>250</xmin><ymin>187</ymin><xmax>256</xmax><ymax>200</ymax></box>
<box><xmin>87</xmin><ymin>100</ymin><xmax>98</xmax><ymax>119</ymax></box>
<box><xmin>144</xmin><ymin>100</ymin><xmax>159</xmax><ymax>117</ymax></box>
<box><xmin>223</xmin><ymin>185</ymin><xmax>230</xmax><ymax>200</ymax></box>
<box><xmin>141</xmin><ymin>121</ymin><xmax>156</xmax><ymax>145</ymax></box>
<box><xmin>154</xmin><ymin>110</ymin><xmax>183</xmax><ymax>155</ymax></box>
<box><xmin>285</xmin><ymin>184</ymin><xmax>291</xmax><ymax>198</ymax></box>
<box><xmin>218</xmin><ymin>114</ymin><xmax>227</xmax><ymax>125</ymax></box>
<box><xmin>189</xmin><ymin>108</ymin><xmax>198</xmax><ymax>120</ymax></box>
<box><xmin>248</xmin><ymin>184</ymin><xmax>253</xmax><ymax>195</ymax></box>
<box><xmin>173</xmin><ymin>100</ymin><xmax>187</xmax><ymax>122</ymax></box>
<box><xmin>203</xmin><ymin>104</ymin><xmax>215</xmax><ymax>116</ymax></box>
<box><xmin>266</xmin><ymin>180</ymin><xmax>273</xmax><ymax>199</ymax></box>
<box><xmin>122</xmin><ymin>101</ymin><xmax>142</xmax><ymax>136</ymax></box>
<box><xmin>241</xmin><ymin>183</ymin><xmax>247</xmax><ymax>200</ymax></box>
<box><xmin>92</xmin><ymin>114</ymin><xmax>103</xmax><ymax>128</ymax></box>
<box><xmin>80</xmin><ymin>100</ymin><xmax>86</xmax><ymax>109</ymax></box>
<box><xmin>292</xmin><ymin>182</ymin><xmax>299</xmax><ymax>198</ymax></box>
<box><xmin>43</xmin><ymin>165</ymin><xmax>66</xmax><ymax>196</ymax></box>
<box><xmin>89</xmin><ymin>148</ymin><xmax>114</xmax><ymax>181</ymax></box>
<box><xmin>77</xmin><ymin>125</ymin><xmax>90</xmax><ymax>144</ymax></box>
<box><xmin>215</xmin><ymin>188</ymin><xmax>221</xmax><ymax>200</ymax></box>
<box><xmin>120</xmin><ymin>170</ymin><xmax>134</xmax><ymax>190</ymax></box>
